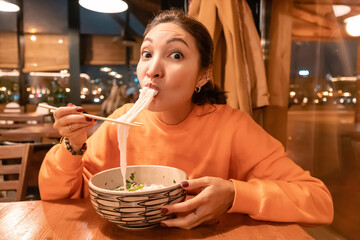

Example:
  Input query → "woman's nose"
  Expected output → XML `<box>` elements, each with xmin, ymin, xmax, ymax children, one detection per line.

<box><xmin>146</xmin><ymin>56</ymin><xmax>163</xmax><ymax>79</ymax></box>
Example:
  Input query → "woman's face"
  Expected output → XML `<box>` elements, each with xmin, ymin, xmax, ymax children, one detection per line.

<box><xmin>137</xmin><ymin>22</ymin><xmax>204</xmax><ymax>113</ymax></box>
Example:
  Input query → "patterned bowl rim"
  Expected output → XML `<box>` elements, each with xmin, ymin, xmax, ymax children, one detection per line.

<box><xmin>88</xmin><ymin>165</ymin><xmax>188</xmax><ymax>196</ymax></box>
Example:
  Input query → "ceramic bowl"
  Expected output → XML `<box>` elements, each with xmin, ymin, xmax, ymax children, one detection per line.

<box><xmin>89</xmin><ymin>165</ymin><xmax>187</xmax><ymax>229</ymax></box>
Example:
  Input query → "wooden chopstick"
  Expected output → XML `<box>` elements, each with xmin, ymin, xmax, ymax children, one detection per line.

<box><xmin>38</xmin><ymin>103</ymin><xmax>143</xmax><ymax>127</ymax></box>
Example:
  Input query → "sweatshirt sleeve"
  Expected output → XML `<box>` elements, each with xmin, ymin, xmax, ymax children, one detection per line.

<box><xmin>38</xmin><ymin>140</ymin><xmax>85</xmax><ymax>200</ymax></box>
<box><xmin>227</xmin><ymin>113</ymin><xmax>334</xmax><ymax>224</ymax></box>
<box><xmin>38</xmin><ymin>104</ymin><xmax>133</xmax><ymax>200</ymax></box>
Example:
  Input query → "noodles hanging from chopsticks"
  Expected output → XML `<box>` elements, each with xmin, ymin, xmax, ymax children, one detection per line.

<box><xmin>116</xmin><ymin>87</ymin><xmax>158</xmax><ymax>190</ymax></box>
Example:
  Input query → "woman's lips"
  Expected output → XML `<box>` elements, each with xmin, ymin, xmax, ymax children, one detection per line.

<box><xmin>145</xmin><ymin>83</ymin><xmax>160</xmax><ymax>92</ymax></box>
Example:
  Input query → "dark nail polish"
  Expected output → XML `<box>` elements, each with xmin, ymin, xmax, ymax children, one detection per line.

<box><xmin>161</xmin><ymin>208</ymin><xmax>168</xmax><ymax>214</ymax></box>
<box><xmin>160</xmin><ymin>223</ymin><xmax>168</xmax><ymax>228</ymax></box>
<box><xmin>181</xmin><ymin>181</ymin><xmax>189</xmax><ymax>188</ymax></box>
<box><xmin>86</xmin><ymin>117</ymin><xmax>92</xmax><ymax>121</ymax></box>
<box><xmin>76</xmin><ymin>107</ymin><xmax>84</xmax><ymax>112</ymax></box>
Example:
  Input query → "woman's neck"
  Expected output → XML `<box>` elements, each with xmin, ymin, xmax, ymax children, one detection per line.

<box><xmin>154</xmin><ymin>102</ymin><xmax>194</xmax><ymax>125</ymax></box>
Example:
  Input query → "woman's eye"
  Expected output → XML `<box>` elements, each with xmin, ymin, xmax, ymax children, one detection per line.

<box><xmin>170</xmin><ymin>52</ymin><xmax>183</xmax><ymax>60</ymax></box>
<box><xmin>142</xmin><ymin>51</ymin><xmax>152</xmax><ymax>58</ymax></box>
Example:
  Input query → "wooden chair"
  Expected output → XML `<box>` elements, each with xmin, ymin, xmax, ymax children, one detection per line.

<box><xmin>0</xmin><ymin>143</ymin><xmax>30</xmax><ymax>202</ymax></box>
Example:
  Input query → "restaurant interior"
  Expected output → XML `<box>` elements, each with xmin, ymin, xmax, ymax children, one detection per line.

<box><xmin>0</xmin><ymin>0</ymin><xmax>359</xmax><ymax>239</ymax></box>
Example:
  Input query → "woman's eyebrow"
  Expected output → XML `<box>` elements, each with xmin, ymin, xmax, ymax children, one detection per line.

<box><xmin>143</xmin><ymin>37</ymin><xmax>153</xmax><ymax>43</ymax></box>
<box><xmin>142</xmin><ymin>37</ymin><xmax>189</xmax><ymax>48</ymax></box>
<box><xmin>166</xmin><ymin>38</ymin><xmax>189</xmax><ymax>47</ymax></box>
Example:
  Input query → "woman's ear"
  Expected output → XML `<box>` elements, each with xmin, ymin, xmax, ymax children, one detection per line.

<box><xmin>196</xmin><ymin>67</ymin><xmax>212</xmax><ymax>88</ymax></box>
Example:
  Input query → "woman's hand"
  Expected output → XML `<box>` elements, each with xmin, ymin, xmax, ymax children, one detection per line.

<box><xmin>160</xmin><ymin>177</ymin><xmax>235</xmax><ymax>229</ymax></box>
<box><xmin>53</xmin><ymin>103</ymin><xmax>96</xmax><ymax>151</ymax></box>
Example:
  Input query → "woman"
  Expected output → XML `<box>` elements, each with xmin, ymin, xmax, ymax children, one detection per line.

<box><xmin>101</xmin><ymin>84</ymin><xmax>129</xmax><ymax>116</ymax></box>
<box><xmin>39</xmin><ymin>9</ymin><xmax>333</xmax><ymax>229</ymax></box>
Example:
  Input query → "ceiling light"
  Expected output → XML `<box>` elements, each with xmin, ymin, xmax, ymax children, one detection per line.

<box><xmin>333</xmin><ymin>5</ymin><xmax>351</xmax><ymax>17</ymax></box>
<box><xmin>79</xmin><ymin>0</ymin><xmax>128</xmax><ymax>13</ymax></box>
<box><xmin>345</xmin><ymin>15</ymin><xmax>360</xmax><ymax>37</ymax></box>
<box><xmin>0</xmin><ymin>0</ymin><xmax>20</xmax><ymax>12</ymax></box>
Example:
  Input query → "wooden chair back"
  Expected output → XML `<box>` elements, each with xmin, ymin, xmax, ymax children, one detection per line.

<box><xmin>0</xmin><ymin>143</ymin><xmax>30</xmax><ymax>202</ymax></box>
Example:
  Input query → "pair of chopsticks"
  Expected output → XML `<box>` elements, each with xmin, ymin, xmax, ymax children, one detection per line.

<box><xmin>38</xmin><ymin>103</ymin><xmax>143</xmax><ymax>127</ymax></box>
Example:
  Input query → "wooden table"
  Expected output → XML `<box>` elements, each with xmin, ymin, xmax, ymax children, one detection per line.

<box><xmin>0</xmin><ymin>123</ymin><xmax>60</xmax><ymax>142</ymax></box>
<box><xmin>0</xmin><ymin>112</ymin><xmax>47</xmax><ymax>122</ymax></box>
<box><xmin>0</xmin><ymin>112</ymin><xmax>48</xmax><ymax>129</ymax></box>
<box><xmin>0</xmin><ymin>199</ymin><xmax>313</xmax><ymax>239</ymax></box>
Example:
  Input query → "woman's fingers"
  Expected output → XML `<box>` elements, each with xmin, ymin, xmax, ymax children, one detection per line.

<box><xmin>53</xmin><ymin>106</ymin><xmax>84</xmax><ymax>120</ymax></box>
<box><xmin>163</xmin><ymin>194</ymin><xmax>201</xmax><ymax>214</ymax></box>
<box><xmin>63</xmin><ymin>122</ymin><xmax>91</xmax><ymax>133</ymax></box>
<box><xmin>160</xmin><ymin>177</ymin><xmax>235</xmax><ymax>229</ymax></box>
<box><xmin>161</xmin><ymin>212</ymin><xmax>202</xmax><ymax>230</ymax></box>
<box><xmin>162</xmin><ymin>178</ymin><xmax>211</xmax><ymax>214</ymax></box>
<box><xmin>181</xmin><ymin>177</ymin><xmax>211</xmax><ymax>190</ymax></box>
<box><xmin>51</xmin><ymin>103</ymin><xmax>96</xmax><ymax>151</ymax></box>
<box><xmin>62</xmin><ymin>120</ymin><xmax>96</xmax><ymax>150</ymax></box>
<box><xmin>52</xmin><ymin>105</ymin><xmax>97</xmax><ymax>147</ymax></box>
<box><xmin>160</xmin><ymin>178</ymin><xmax>213</xmax><ymax>229</ymax></box>
<box><xmin>66</xmin><ymin>123</ymin><xmax>96</xmax><ymax>139</ymax></box>
<box><xmin>54</xmin><ymin>114</ymin><xmax>94</xmax><ymax>133</ymax></box>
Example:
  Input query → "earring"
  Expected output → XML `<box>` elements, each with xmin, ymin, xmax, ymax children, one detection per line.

<box><xmin>195</xmin><ymin>86</ymin><xmax>201</xmax><ymax>93</ymax></box>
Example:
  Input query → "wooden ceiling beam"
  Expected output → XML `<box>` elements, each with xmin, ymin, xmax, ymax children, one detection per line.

<box><xmin>294</xmin><ymin>0</ymin><xmax>360</xmax><ymax>6</ymax></box>
<box><xmin>128</xmin><ymin>0</ymin><xmax>161</xmax><ymax>27</ymax></box>
<box><xmin>130</xmin><ymin>0</ymin><xmax>161</xmax><ymax>12</ymax></box>
<box><xmin>292</xmin><ymin>7</ymin><xmax>335</xmax><ymax>29</ymax></box>
<box><xmin>291</xmin><ymin>17</ymin><xmax>347</xmax><ymax>40</ymax></box>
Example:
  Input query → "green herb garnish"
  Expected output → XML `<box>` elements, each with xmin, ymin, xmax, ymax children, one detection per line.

<box><xmin>114</xmin><ymin>172</ymin><xmax>144</xmax><ymax>191</ymax></box>
<box><xmin>130</xmin><ymin>172</ymin><xmax>135</xmax><ymax>181</ymax></box>
<box><xmin>128</xmin><ymin>184</ymin><xmax>144</xmax><ymax>191</ymax></box>
<box><xmin>126</xmin><ymin>172</ymin><xmax>136</xmax><ymax>189</ymax></box>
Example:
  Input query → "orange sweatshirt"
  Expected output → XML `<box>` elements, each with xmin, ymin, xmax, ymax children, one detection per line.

<box><xmin>39</xmin><ymin>103</ymin><xmax>333</xmax><ymax>224</ymax></box>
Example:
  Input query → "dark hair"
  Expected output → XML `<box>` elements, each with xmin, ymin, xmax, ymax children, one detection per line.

<box><xmin>144</xmin><ymin>9</ymin><xmax>227</xmax><ymax>105</ymax></box>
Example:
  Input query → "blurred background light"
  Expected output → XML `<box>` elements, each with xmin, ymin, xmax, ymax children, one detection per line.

<box><xmin>298</xmin><ymin>70</ymin><xmax>309</xmax><ymax>76</ymax></box>
<box><xmin>333</xmin><ymin>5</ymin><xmax>351</xmax><ymax>17</ymax></box>
<box><xmin>0</xmin><ymin>0</ymin><xmax>20</xmax><ymax>12</ymax></box>
<box><xmin>345</xmin><ymin>15</ymin><xmax>360</xmax><ymax>37</ymax></box>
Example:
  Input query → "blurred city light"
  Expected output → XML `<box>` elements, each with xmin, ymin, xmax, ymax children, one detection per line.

<box><xmin>298</xmin><ymin>70</ymin><xmax>309</xmax><ymax>76</ymax></box>
<box><xmin>100</xmin><ymin>67</ymin><xmax>111</xmax><ymax>72</ymax></box>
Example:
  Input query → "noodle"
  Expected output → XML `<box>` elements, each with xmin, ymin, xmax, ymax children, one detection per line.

<box><xmin>116</xmin><ymin>87</ymin><xmax>158</xmax><ymax>191</ymax></box>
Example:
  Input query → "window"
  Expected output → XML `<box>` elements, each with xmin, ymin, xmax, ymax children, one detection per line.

<box><xmin>287</xmin><ymin>2</ymin><xmax>359</xmax><ymax>238</ymax></box>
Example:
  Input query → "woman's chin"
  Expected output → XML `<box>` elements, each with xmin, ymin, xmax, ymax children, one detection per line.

<box><xmin>147</xmin><ymin>101</ymin><xmax>167</xmax><ymax>113</ymax></box>
<box><xmin>147</xmin><ymin>101</ymin><xmax>159</xmax><ymax>112</ymax></box>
